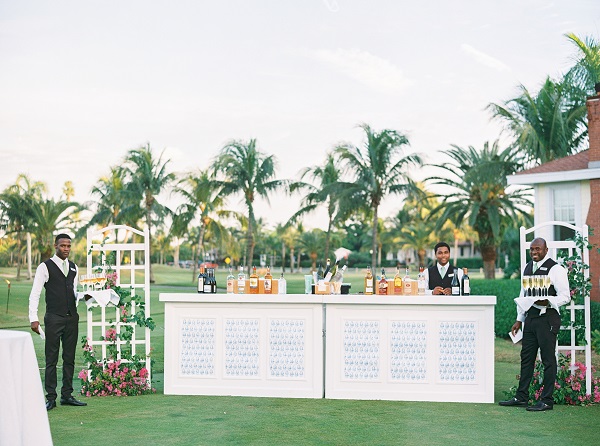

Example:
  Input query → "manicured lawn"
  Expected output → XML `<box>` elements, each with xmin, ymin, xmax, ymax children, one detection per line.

<box><xmin>2</xmin><ymin>265</ymin><xmax>600</xmax><ymax>445</ymax></box>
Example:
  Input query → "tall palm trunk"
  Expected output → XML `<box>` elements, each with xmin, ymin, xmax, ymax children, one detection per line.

<box><xmin>26</xmin><ymin>232</ymin><xmax>32</xmax><ymax>280</ymax></box>
<box><xmin>191</xmin><ymin>224</ymin><xmax>207</xmax><ymax>282</ymax></box>
<box><xmin>246</xmin><ymin>205</ymin><xmax>255</xmax><ymax>271</ymax></box>
<box><xmin>371</xmin><ymin>204</ymin><xmax>379</xmax><ymax>270</ymax></box>
<box><xmin>290</xmin><ymin>247</ymin><xmax>295</xmax><ymax>273</ymax></box>
<box><xmin>281</xmin><ymin>242</ymin><xmax>286</xmax><ymax>272</ymax></box>
<box><xmin>479</xmin><ymin>233</ymin><xmax>497</xmax><ymax>279</ymax></box>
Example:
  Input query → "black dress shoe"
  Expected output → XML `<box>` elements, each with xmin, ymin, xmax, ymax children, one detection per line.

<box><xmin>499</xmin><ymin>397</ymin><xmax>527</xmax><ymax>407</ymax></box>
<box><xmin>60</xmin><ymin>396</ymin><xmax>87</xmax><ymax>406</ymax></box>
<box><xmin>46</xmin><ymin>400</ymin><xmax>56</xmax><ymax>411</ymax></box>
<box><xmin>526</xmin><ymin>402</ymin><xmax>553</xmax><ymax>411</ymax></box>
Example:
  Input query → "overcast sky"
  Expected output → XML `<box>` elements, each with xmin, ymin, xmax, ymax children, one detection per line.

<box><xmin>1</xmin><ymin>0</ymin><xmax>599</xmax><ymax>229</ymax></box>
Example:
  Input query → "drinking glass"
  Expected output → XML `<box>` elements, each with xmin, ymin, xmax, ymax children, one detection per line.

<box><xmin>543</xmin><ymin>276</ymin><xmax>552</xmax><ymax>297</ymax></box>
<box><xmin>521</xmin><ymin>275</ymin><xmax>530</xmax><ymax>296</ymax></box>
<box><xmin>304</xmin><ymin>275</ymin><xmax>313</xmax><ymax>294</ymax></box>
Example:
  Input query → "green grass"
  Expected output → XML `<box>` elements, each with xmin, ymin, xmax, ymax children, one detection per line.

<box><xmin>2</xmin><ymin>265</ymin><xmax>600</xmax><ymax>445</ymax></box>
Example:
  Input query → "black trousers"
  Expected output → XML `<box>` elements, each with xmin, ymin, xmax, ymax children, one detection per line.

<box><xmin>44</xmin><ymin>312</ymin><xmax>79</xmax><ymax>401</ymax></box>
<box><xmin>515</xmin><ymin>308</ymin><xmax>561</xmax><ymax>405</ymax></box>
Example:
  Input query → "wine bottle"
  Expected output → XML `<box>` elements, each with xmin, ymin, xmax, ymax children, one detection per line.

<box><xmin>393</xmin><ymin>266</ymin><xmax>403</xmax><ymax>295</ymax></box>
<box><xmin>325</xmin><ymin>260</ymin><xmax>338</xmax><ymax>282</ymax></box>
<box><xmin>364</xmin><ymin>266</ymin><xmax>374</xmax><ymax>295</ymax></box>
<box><xmin>226</xmin><ymin>266</ymin><xmax>235</xmax><ymax>294</ymax></box>
<box><xmin>197</xmin><ymin>266</ymin><xmax>206</xmax><ymax>294</ymax></box>
<box><xmin>461</xmin><ymin>267</ymin><xmax>470</xmax><ymax>296</ymax></box>
<box><xmin>451</xmin><ymin>268</ymin><xmax>460</xmax><ymax>295</ymax></box>
<box><xmin>210</xmin><ymin>268</ymin><xmax>217</xmax><ymax>293</ymax></box>
<box><xmin>278</xmin><ymin>272</ymin><xmax>287</xmax><ymax>295</ymax></box>
<box><xmin>249</xmin><ymin>266</ymin><xmax>259</xmax><ymax>294</ymax></box>
<box><xmin>331</xmin><ymin>264</ymin><xmax>346</xmax><ymax>283</ymax></box>
<box><xmin>417</xmin><ymin>266</ymin><xmax>426</xmax><ymax>295</ymax></box>
<box><xmin>203</xmin><ymin>267</ymin><xmax>212</xmax><ymax>293</ymax></box>
<box><xmin>264</xmin><ymin>266</ymin><xmax>273</xmax><ymax>294</ymax></box>
<box><xmin>323</xmin><ymin>258</ymin><xmax>331</xmax><ymax>278</ymax></box>
<box><xmin>237</xmin><ymin>266</ymin><xmax>246</xmax><ymax>294</ymax></box>
<box><xmin>378</xmin><ymin>268</ymin><xmax>388</xmax><ymax>295</ymax></box>
<box><xmin>317</xmin><ymin>263</ymin><xmax>324</xmax><ymax>282</ymax></box>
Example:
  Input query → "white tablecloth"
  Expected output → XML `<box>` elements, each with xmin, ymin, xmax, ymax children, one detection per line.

<box><xmin>76</xmin><ymin>289</ymin><xmax>121</xmax><ymax>307</ymax></box>
<box><xmin>0</xmin><ymin>329</ymin><xmax>53</xmax><ymax>445</ymax></box>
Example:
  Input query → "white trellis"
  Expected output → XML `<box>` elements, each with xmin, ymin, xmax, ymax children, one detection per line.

<box><xmin>520</xmin><ymin>221</ymin><xmax>592</xmax><ymax>395</ymax></box>
<box><xmin>85</xmin><ymin>225</ymin><xmax>151</xmax><ymax>381</ymax></box>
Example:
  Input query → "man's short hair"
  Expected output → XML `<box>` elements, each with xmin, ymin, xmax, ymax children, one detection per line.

<box><xmin>54</xmin><ymin>233</ymin><xmax>72</xmax><ymax>244</ymax></box>
<box><xmin>434</xmin><ymin>242</ymin><xmax>450</xmax><ymax>253</ymax></box>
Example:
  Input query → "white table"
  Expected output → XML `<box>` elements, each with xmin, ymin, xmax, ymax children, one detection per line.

<box><xmin>160</xmin><ymin>294</ymin><xmax>496</xmax><ymax>403</ymax></box>
<box><xmin>0</xmin><ymin>329</ymin><xmax>53</xmax><ymax>446</ymax></box>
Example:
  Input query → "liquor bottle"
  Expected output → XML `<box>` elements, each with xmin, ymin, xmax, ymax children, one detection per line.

<box><xmin>317</xmin><ymin>263</ymin><xmax>324</xmax><ymax>282</ymax></box>
<box><xmin>324</xmin><ymin>259</ymin><xmax>338</xmax><ymax>282</ymax></box>
<box><xmin>451</xmin><ymin>268</ymin><xmax>460</xmax><ymax>295</ymax></box>
<box><xmin>417</xmin><ymin>266</ymin><xmax>426</xmax><ymax>295</ymax></box>
<box><xmin>197</xmin><ymin>266</ymin><xmax>206</xmax><ymax>294</ymax></box>
<box><xmin>264</xmin><ymin>266</ymin><xmax>273</xmax><ymax>294</ymax></box>
<box><xmin>203</xmin><ymin>267</ymin><xmax>212</xmax><ymax>294</ymax></box>
<box><xmin>226</xmin><ymin>266</ymin><xmax>235</xmax><ymax>294</ymax></box>
<box><xmin>403</xmin><ymin>267</ymin><xmax>412</xmax><ymax>295</ymax></box>
<box><xmin>393</xmin><ymin>267</ymin><xmax>403</xmax><ymax>295</ymax></box>
<box><xmin>278</xmin><ymin>272</ymin><xmax>287</xmax><ymax>295</ymax></box>
<box><xmin>364</xmin><ymin>266</ymin><xmax>374</xmax><ymax>295</ymax></box>
<box><xmin>378</xmin><ymin>268</ymin><xmax>388</xmax><ymax>295</ymax></box>
<box><xmin>461</xmin><ymin>267</ymin><xmax>470</xmax><ymax>296</ymax></box>
<box><xmin>331</xmin><ymin>264</ymin><xmax>346</xmax><ymax>283</ymax></box>
<box><xmin>237</xmin><ymin>266</ymin><xmax>246</xmax><ymax>294</ymax></box>
<box><xmin>249</xmin><ymin>266</ymin><xmax>259</xmax><ymax>294</ymax></box>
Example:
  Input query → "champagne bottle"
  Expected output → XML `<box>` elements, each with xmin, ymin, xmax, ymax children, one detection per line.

<box><xmin>264</xmin><ymin>266</ymin><xmax>273</xmax><ymax>294</ymax></box>
<box><xmin>325</xmin><ymin>260</ymin><xmax>338</xmax><ymax>282</ymax></box>
<box><xmin>226</xmin><ymin>266</ymin><xmax>235</xmax><ymax>294</ymax></box>
<box><xmin>403</xmin><ymin>267</ymin><xmax>412</xmax><ymax>295</ymax></box>
<box><xmin>210</xmin><ymin>268</ymin><xmax>217</xmax><ymax>293</ymax></box>
<box><xmin>249</xmin><ymin>266</ymin><xmax>259</xmax><ymax>294</ymax></box>
<box><xmin>393</xmin><ymin>266</ymin><xmax>403</xmax><ymax>295</ymax></box>
<box><xmin>461</xmin><ymin>267</ymin><xmax>470</xmax><ymax>296</ymax></box>
<box><xmin>197</xmin><ymin>266</ymin><xmax>206</xmax><ymax>294</ymax></box>
<box><xmin>323</xmin><ymin>258</ymin><xmax>331</xmax><ymax>278</ymax></box>
<box><xmin>451</xmin><ymin>268</ymin><xmax>460</xmax><ymax>295</ymax></box>
<box><xmin>378</xmin><ymin>268</ymin><xmax>388</xmax><ymax>295</ymax></box>
<box><xmin>237</xmin><ymin>266</ymin><xmax>246</xmax><ymax>294</ymax></box>
<box><xmin>417</xmin><ymin>266</ymin><xmax>426</xmax><ymax>295</ymax></box>
<box><xmin>317</xmin><ymin>263</ymin><xmax>324</xmax><ymax>282</ymax></box>
<box><xmin>278</xmin><ymin>272</ymin><xmax>287</xmax><ymax>295</ymax></box>
<box><xmin>331</xmin><ymin>264</ymin><xmax>346</xmax><ymax>283</ymax></box>
<box><xmin>364</xmin><ymin>266</ymin><xmax>374</xmax><ymax>295</ymax></box>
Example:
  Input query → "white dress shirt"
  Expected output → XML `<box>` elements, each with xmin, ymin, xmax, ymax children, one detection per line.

<box><xmin>28</xmin><ymin>255</ymin><xmax>79</xmax><ymax>323</ymax></box>
<box><xmin>423</xmin><ymin>264</ymin><xmax>464</xmax><ymax>295</ymax></box>
<box><xmin>516</xmin><ymin>254</ymin><xmax>570</xmax><ymax>322</ymax></box>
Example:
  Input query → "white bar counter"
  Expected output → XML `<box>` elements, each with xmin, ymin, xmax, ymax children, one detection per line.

<box><xmin>160</xmin><ymin>294</ymin><xmax>496</xmax><ymax>403</ymax></box>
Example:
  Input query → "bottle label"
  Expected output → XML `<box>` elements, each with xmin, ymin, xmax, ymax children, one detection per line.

<box><xmin>227</xmin><ymin>279</ymin><xmax>234</xmax><ymax>293</ymax></box>
<box><xmin>238</xmin><ymin>279</ymin><xmax>245</xmax><ymax>293</ymax></box>
<box><xmin>250</xmin><ymin>278</ymin><xmax>258</xmax><ymax>288</ymax></box>
<box><xmin>204</xmin><ymin>284</ymin><xmax>211</xmax><ymax>293</ymax></box>
<box><xmin>463</xmin><ymin>280</ymin><xmax>470</xmax><ymax>294</ymax></box>
<box><xmin>198</xmin><ymin>277</ymin><xmax>204</xmax><ymax>293</ymax></box>
<box><xmin>378</xmin><ymin>281</ymin><xmax>388</xmax><ymax>294</ymax></box>
<box><xmin>264</xmin><ymin>279</ymin><xmax>272</xmax><ymax>292</ymax></box>
<box><xmin>452</xmin><ymin>286</ymin><xmax>460</xmax><ymax>295</ymax></box>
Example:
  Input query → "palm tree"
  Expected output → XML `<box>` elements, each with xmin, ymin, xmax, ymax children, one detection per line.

<box><xmin>173</xmin><ymin>169</ymin><xmax>232</xmax><ymax>282</ymax></box>
<box><xmin>289</xmin><ymin>153</ymin><xmax>352</xmax><ymax>262</ymax></box>
<box><xmin>335</xmin><ymin>123</ymin><xmax>422</xmax><ymax>269</ymax></box>
<box><xmin>30</xmin><ymin>198</ymin><xmax>82</xmax><ymax>260</ymax></box>
<box><xmin>212</xmin><ymin>139</ymin><xmax>287</xmax><ymax>271</ymax></box>
<box><xmin>298</xmin><ymin>229</ymin><xmax>326</xmax><ymax>270</ymax></box>
<box><xmin>121</xmin><ymin>143</ymin><xmax>175</xmax><ymax>282</ymax></box>
<box><xmin>564</xmin><ymin>33</ymin><xmax>600</xmax><ymax>95</ymax></box>
<box><xmin>427</xmin><ymin>141</ymin><xmax>532</xmax><ymax>279</ymax></box>
<box><xmin>487</xmin><ymin>77</ymin><xmax>587</xmax><ymax>165</ymax></box>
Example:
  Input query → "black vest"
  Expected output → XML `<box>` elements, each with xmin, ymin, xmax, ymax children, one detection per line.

<box><xmin>44</xmin><ymin>259</ymin><xmax>77</xmax><ymax>316</ymax></box>
<box><xmin>428</xmin><ymin>264</ymin><xmax>457</xmax><ymax>290</ymax></box>
<box><xmin>523</xmin><ymin>258</ymin><xmax>557</xmax><ymax>296</ymax></box>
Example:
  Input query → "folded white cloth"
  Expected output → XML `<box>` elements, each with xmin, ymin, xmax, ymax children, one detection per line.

<box><xmin>76</xmin><ymin>289</ymin><xmax>121</xmax><ymax>307</ymax></box>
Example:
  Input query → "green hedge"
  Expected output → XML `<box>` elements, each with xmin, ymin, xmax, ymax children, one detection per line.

<box><xmin>456</xmin><ymin>257</ymin><xmax>484</xmax><ymax>270</ymax></box>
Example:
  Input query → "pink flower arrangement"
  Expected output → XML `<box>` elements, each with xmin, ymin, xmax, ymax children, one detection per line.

<box><xmin>78</xmin><ymin>359</ymin><xmax>155</xmax><ymax>397</ymax></box>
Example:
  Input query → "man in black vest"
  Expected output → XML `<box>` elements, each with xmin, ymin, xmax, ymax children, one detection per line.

<box><xmin>423</xmin><ymin>242</ymin><xmax>463</xmax><ymax>295</ymax></box>
<box><xmin>29</xmin><ymin>234</ymin><xmax>87</xmax><ymax>410</ymax></box>
<box><xmin>499</xmin><ymin>237</ymin><xmax>570</xmax><ymax>411</ymax></box>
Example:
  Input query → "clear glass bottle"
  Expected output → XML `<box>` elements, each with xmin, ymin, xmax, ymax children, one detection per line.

<box><xmin>417</xmin><ymin>266</ymin><xmax>426</xmax><ymax>295</ymax></box>
<box><xmin>278</xmin><ymin>272</ymin><xmax>287</xmax><ymax>295</ymax></box>
<box><xmin>237</xmin><ymin>266</ymin><xmax>246</xmax><ymax>294</ymax></box>
<box><xmin>403</xmin><ymin>267</ymin><xmax>412</xmax><ymax>295</ymax></box>
<box><xmin>226</xmin><ymin>266</ymin><xmax>235</xmax><ymax>294</ymax></box>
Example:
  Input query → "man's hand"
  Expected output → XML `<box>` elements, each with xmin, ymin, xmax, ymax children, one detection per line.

<box><xmin>510</xmin><ymin>321</ymin><xmax>522</xmax><ymax>337</ymax></box>
<box><xmin>442</xmin><ymin>287</ymin><xmax>452</xmax><ymax>295</ymax></box>
<box><xmin>432</xmin><ymin>286</ymin><xmax>445</xmax><ymax>295</ymax></box>
<box><xmin>31</xmin><ymin>321</ymin><xmax>40</xmax><ymax>334</ymax></box>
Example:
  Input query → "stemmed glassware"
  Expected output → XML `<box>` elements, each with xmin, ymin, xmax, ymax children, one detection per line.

<box><xmin>542</xmin><ymin>276</ymin><xmax>552</xmax><ymax>297</ymax></box>
<box><xmin>521</xmin><ymin>275</ymin><xmax>532</xmax><ymax>297</ymax></box>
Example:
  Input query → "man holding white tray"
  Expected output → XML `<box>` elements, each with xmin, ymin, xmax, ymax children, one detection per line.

<box><xmin>499</xmin><ymin>237</ymin><xmax>570</xmax><ymax>411</ymax></box>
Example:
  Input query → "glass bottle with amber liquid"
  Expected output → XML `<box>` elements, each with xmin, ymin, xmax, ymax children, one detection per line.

<box><xmin>393</xmin><ymin>266</ymin><xmax>403</xmax><ymax>295</ymax></box>
<box><xmin>264</xmin><ymin>266</ymin><xmax>273</xmax><ymax>294</ymax></box>
<box><xmin>378</xmin><ymin>268</ymin><xmax>388</xmax><ymax>295</ymax></box>
<box><xmin>249</xmin><ymin>266</ymin><xmax>259</xmax><ymax>294</ymax></box>
<box><xmin>364</xmin><ymin>266</ymin><xmax>374</xmax><ymax>295</ymax></box>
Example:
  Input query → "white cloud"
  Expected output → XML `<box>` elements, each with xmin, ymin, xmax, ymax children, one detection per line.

<box><xmin>461</xmin><ymin>44</ymin><xmax>511</xmax><ymax>71</ymax></box>
<box><xmin>313</xmin><ymin>48</ymin><xmax>414</xmax><ymax>94</ymax></box>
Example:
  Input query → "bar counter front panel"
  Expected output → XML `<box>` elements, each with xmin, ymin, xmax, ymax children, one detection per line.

<box><xmin>160</xmin><ymin>294</ymin><xmax>496</xmax><ymax>403</ymax></box>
